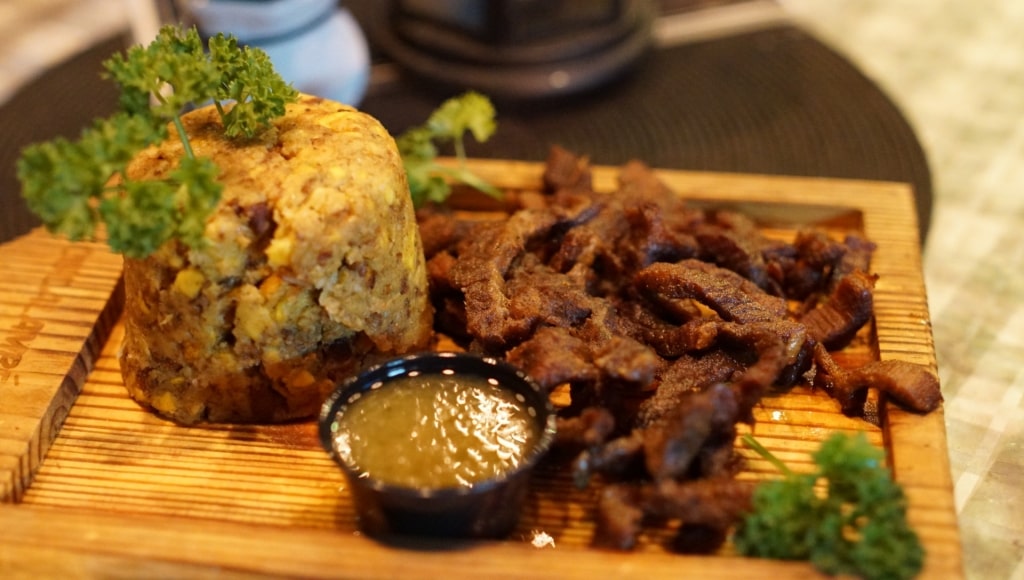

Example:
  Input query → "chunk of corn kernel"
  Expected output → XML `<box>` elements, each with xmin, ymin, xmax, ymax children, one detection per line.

<box><xmin>237</xmin><ymin>300</ymin><xmax>272</xmax><ymax>340</ymax></box>
<box><xmin>260</xmin><ymin>274</ymin><xmax>283</xmax><ymax>299</ymax></box>
<box><xmin>172</xmin><ymin>268</ymin><xmax>205</xmax><ymax>299</ymax></box>
<box><xmin>286</xmin><ymin>369</ymin><xmax>316</xmax><ymax>389</ymax></box>
<box><xmin>266</xmin><ymin>236</ymin><xmax>294</xmax><ymax>267</ymax></box>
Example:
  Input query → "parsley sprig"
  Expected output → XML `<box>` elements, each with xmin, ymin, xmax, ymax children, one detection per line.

<box><xmin>734</xmin><ymin>432</ymin><xmax>924</xmax><ymax>580</ymax></box>
<box><xmin>17</xmin><ymin>25</ymin><xmax>297</xmax><ymax>258</ymax></box>
<box><xmin>396</xmin><ymin>91</ymin><xmax>501</xmax><ymax>208</ymax></box>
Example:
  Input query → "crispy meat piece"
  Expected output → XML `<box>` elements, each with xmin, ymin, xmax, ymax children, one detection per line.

<box><xmin>449</xmin><ymin>212</ymin><xmax>559</xmax><ymax>349</ymax></box>
<box><xmin>593</xmin><ymin>483</ymin><xmax>646</xmax><ymax>550</ymax></box>
<box><xmin>767</xmin><ymin>230</ymin><xmax>877</xmax><ymax>304</ymax></box>
<box><xmin>452</xmin><ymin>210</ymin><xmax>559</xmax><ymax>278</ymax></box>
<box><xmin>636</xmin><ymin>351</ymin><xmax>741</xmax><ymax>427</ymax></box>
<box><xmin>636</xmin><ymin>260</ymin><xmax>787</xmax><ymax>324</ymax></box>
<box><xmin>642</xmin><ymin>384</ymin><xmax>740</xmax><ymax>481</ymax></box>
<box><xmin>573</xmin><ymin>430</ymin><xmax>646</xmax><ymax>487</ymax></box>
<box><xmin>800</xmin><ymin>269</ymin><xmax>877</xmax><ymax>350</ymax></box>
<box><xmin>831</xmin><ymin>233</ymin><xmax>877</xmax><ymax>287</ymax></box>
<box><xmin>555</xmin><ymin>406</ymin><xmax>617</xmax><ymax>449</ymax></box>
<box><xmin>592</xmin><ymin>335</ymin><xmax>662</xmax><ymax>386</ymax></box>
<box><xmin>425</xmin><ymin>250</ymin><xmax>457</xmax><ymax>291</ymax></box>
<box><xmin>617</xmin><ymin>160</ymin><xmax>685</xmax><ymax>210</ymax></box>
<box><xmin>577</xmin><ymin>384</ymin><xmax>742</xmax><ymax>485</ymax></box>
<box><xmin>506</xmin><ymin>258</ymin><xmax>595</xmax><ymax>330</ymax></box>
<box><xmin>415</xmin><ymin>207</ymin><xmax>461</xmax><ymax>258</ymax></box>
<box><xmin>618</xmin><ymin>300</ymin><xmax>719</xmax><ymax>358</ymax></box>
<box><xmin>547</xmin><ymin>188</ymin><xmax>604</xmax><ymax>225</ymax></box>
<box><xmin>574</xmin><ymin>299</ymin><xmax>643</xmax><ymax>346</ymax></box>
<box><xmin>715</xmin><ymin>320</ymin><xmax>809</xmax><ymax>371</ymax></box>
<box><xmin>696</xmin><ymin>211</ymin><xmax>781</xmax><ymax>295</ymax></box>
<box><xmin>671</xmin><ymin>523</ymin><xmax>730</xmax><ymax>554</ymax></box>
<box><xmin>813</xmin><ymin>343</ymin><xmax>943</xmax><ymax>415</ymax></box>
<box><xmin>646</xmin><ymin>319</ymin><xmax>722</xmax><ymax>359</ymax></box>
<box><xmin>844</xmin><ymin>360</ymin><xmax>943</xmax><ymax>413</ymax></box>
<box><xmin>458</xmin><ymin>273</ymin><xmax>533</xmax><ymax>350</ymax></box>
<box><xmin>415</xmin><ymin>147</ymin><xmax>941</xmax><ymax>554</ymax></box>
<box><xmin>695</xmin><ymin>430</ymin><xmax>745</xmax><ymax>479</ymax></box>
<box><xmin>775</xmin><ymin>229</ymin><xmax>844</xmax><ymax>299</ymax></box>
<box><xmin>622</xmin><ymin>202</ymin><xmax>699</xmax><ymax>267</ymax></box>
<box><xmin>549</xmin><ymin>199</ymin><xmax>630</xmax><ymax>283</ymax></box>
<box><xmin>716</xmin><ymin>320</ymin><xmax>811</xmax><ymax>418</ymax></box>
<box><xmin>642</xmin><ymin>478</ymin><xmax>756</xmax><ymax>529</ymax></box>
<box><xmin>506</xmin><ymin>326</ymin><xmax>599</xmax><ymax>391</ymax></box>
<box><xmin>504</xmin><ymin>287</ymin><xmax>661</xmax><ymax>398</ymax></box>
<box><xmin>593</xmin><ymin>478</ymin><xmax>756</xmax><ymax>551</ymax></box>
<box><xmin>543</xmin><ymin>144</ymin><xmax>593</xmax><ymax>193</ymax></box>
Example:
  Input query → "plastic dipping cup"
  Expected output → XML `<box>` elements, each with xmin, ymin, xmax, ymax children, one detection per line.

<box><xmin>318</xmin><ymin>352</ymin><xmax>557</xmax><ymax>539</ymax></box>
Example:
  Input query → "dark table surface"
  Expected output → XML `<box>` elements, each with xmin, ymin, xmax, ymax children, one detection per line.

<box><xmin>0</xmin><ymin>6</ymin><xmax>931</xmax><ymax>245</ymax></box>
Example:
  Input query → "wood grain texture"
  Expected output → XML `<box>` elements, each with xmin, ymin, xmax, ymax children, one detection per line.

<box><xmin>0</xmin><ymin>229</ymin><xmax>123</xmax><ymax>503</ymax></box>
<box><xmin>0</xmin><ymin>162</ymin><xmax>962</xmax><ymax>578</ymax></box>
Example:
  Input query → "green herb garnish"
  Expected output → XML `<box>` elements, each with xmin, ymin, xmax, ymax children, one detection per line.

<box><xmin>734</xmin><ymin>432</ymin><xmax>924</xmax><ymax>580</ymax></box>
<box><xmin>396</xmin><ymin>91</ymin><xmax>501</xmax><ymax>208</ymax></box>
<box><xmin>17</xmin><ymin>25</ymin><xmax>297</xmax><ymax>258</ymax></box>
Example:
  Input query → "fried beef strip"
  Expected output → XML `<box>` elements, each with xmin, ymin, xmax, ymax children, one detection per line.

<box><xmin>548</xmin><ymin>198</ymin><xmax>631</xmax><ymax>289</ymax></box>
<box><xmin>636</xmin><ymin>351</ymin><xmax>741</xmax><ymax>427</ymax></box>
<box><xmin>623</xmin><ymin>202</ymin><xmax>700</xmax><ymax>268</ymax></box>
<box><xmin>696</xmin><ymin>210</ymin><xmax>782</xmax><ymax>296</ymax></box>
<box><xmin>636</xmin><ymin>260</ymin><xmax>788</xmax><ymax>324</ymax></box>
<box><xmin>845</xmin><ymin>360</ymin><xmax>943</xmax><ymax>413</ymax></box>
<box><xmin>447</xmin><ymin>212</ymin><xmax>559</xmax><ymax>350</ymax></box>
<box><xmin>555</xmin><ymin>406</ymin><xmax>616</xmax><ymax>449</ymax></box>
<box><xmin>574</xmin><ymin>383</ymin><xmax>745</xmax><ymax>486</ymax></box>
<box><xmin>505</xmin><ymin>326</ymin><xmax>599</xmax><ymax>391</ymax></box>
<box><xmin>799</xmin><ymin>268</ymin><xmax>877</xmax><ymax>350</ymax></box>
<box><xmin>543</xmin><ymin>144</ymin><xmax>593</xmax><ymax>193</ymax></box>
<box><xmin>573</xmin><ymin>429</ymin><xmax>647</xmax><ymax>486</ymax></box>
<box><xmin>642</xmin><ymin>383</ymin><xmax>740</xmax><ymax>481</ymax></box>
<box><xmin>415</xmin><ymin>146</ymin><xmax>941</xmax><ymax>554</ymax></box>
<box><xmin>594</xmin><ymin>478</ymin><xmax>757</xmax><ymax>551</ymax></box>
<box><xmin>617</xmin><ymin>300</ymin><xmax>719</xmax><ymax>358</ymax></box>
<box><xmin>416</xmin><ymin>207</ymin><xmax>464</xmax><ymax>259</ymax></box>
<box><xmin>769</xmin><ymin>229</ymin><xmax>843</xmax><ymax>300</ymax></box>
<box><xmin>506</xmin><ymin>257</ymin><xmax>595</xmax><ymax>330</ymax></box>
<box><xmin>831</xmin><ymin>233</ymin><xmax>878</xmax><ymax>288</ymax></box>
<box><xmin>813</xmin><ymin>343</ymin><xmax>943</xmax><ymax>415</ymax></box>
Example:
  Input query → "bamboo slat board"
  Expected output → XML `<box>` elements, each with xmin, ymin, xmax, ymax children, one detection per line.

<box><xmin>0</xmin><ymin>231</ymin><xmax>123</xmax><ymax>503</ymax></box>
<box><xmin>0</xmin><ymin>161</ymin><xmax>962</xmax><ymax>578</ymax></box>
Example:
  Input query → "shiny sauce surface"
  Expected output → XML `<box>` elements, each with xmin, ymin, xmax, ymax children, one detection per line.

<box><xmin>331</xmin><ymin>374</ymin><xmax>539</xmax><ymax>488</ymax></box>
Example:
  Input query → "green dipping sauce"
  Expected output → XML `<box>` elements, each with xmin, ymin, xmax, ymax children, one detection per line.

<box><xmin>330</xmin><ymin>373</ymin><xmax>541</xmax><ymax>489</ymax></box>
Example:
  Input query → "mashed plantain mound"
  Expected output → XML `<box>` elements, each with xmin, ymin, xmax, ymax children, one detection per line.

<box><xmin>120</xmin><ymin>94</ymin><xmax>433</xmax><ymax>424</ymax></box>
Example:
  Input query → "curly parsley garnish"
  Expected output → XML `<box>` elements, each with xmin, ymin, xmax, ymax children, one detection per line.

<box><xmin>734</xmin><ymin>432</ymin><xmax>924</xmax><ymax>580</ymax></box>
<box><xmin>17</xmin><ymin>25</ymin><xmax>297</xmax><ymax>258</ymax></box>
<box><xmin>396</xmin><ymin>91</ymin><xmax>501</xmax><ymax>208</ymax></box>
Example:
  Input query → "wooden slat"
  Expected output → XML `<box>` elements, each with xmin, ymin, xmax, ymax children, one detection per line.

<box><xmin>0</xmin><ymin>504</ymin><xmax>833</xmax><ymax>579</ymax></box>
<box><xmin>0</xmin><ymin>229</ymin><xmax>122</xmax><ymax>502</ymax></box>
<box><xmin>0</xmin><ymin>162</ymin><xmax>963</xmax><ymax>578</ymax></box>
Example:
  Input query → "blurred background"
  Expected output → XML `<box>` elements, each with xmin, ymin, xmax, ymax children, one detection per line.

<box><xmin>1</xmin><ymin>1</ymin><xmax>1022</xmax><ymax>579</ymax></box>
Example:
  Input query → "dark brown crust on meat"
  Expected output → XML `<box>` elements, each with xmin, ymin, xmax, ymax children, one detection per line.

<box><xmin>416</xmin><ymin>146</ymin><xmax>942</xmax><ymax>551</ymax></box>
<box><xmin>800</xmin><ymin>269</ymin><xmax>878</xmax><ymax>349</ymax></box>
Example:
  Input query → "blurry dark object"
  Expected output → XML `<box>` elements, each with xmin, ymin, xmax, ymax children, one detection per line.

<box><xmin>0</xmin><ymin>3</ymin><xmax>933</xmax><ymax>245</ymax></box>
<box><xmin>374</xmin><ymin>0</ymin><xmax>656</xmax><ymax>100</ymax></box>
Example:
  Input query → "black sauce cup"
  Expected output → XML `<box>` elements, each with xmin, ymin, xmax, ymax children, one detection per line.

<box><xmin>318</xmin><ymin>351</ymin><xmax>557</xmax><ymax>539</ymax></box>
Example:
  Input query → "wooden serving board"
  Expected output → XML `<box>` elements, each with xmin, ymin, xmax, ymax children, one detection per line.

<box><xmin>0</xmin><ymin>161</ymin><xmax>962</xmax><ymax>578</ymax></box>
